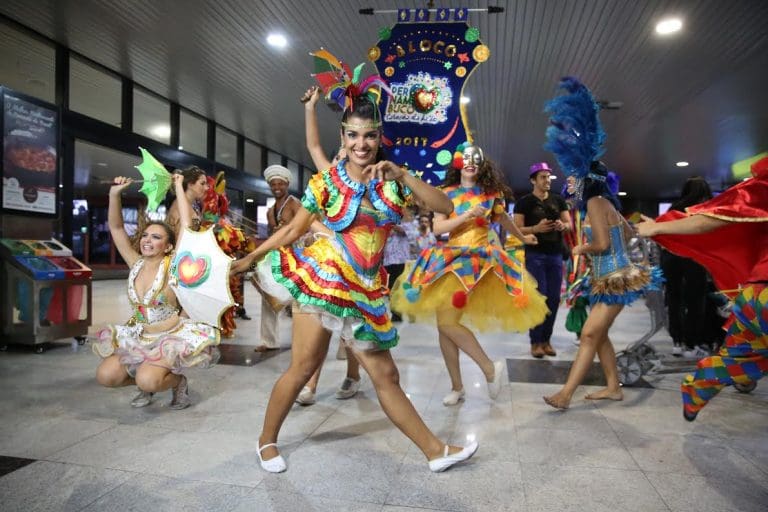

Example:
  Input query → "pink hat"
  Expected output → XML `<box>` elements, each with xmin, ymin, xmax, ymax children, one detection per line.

<box><xmin>529</xmin><ymin>162</ymin><xmax>552</xmax><ymax>177</ymax></box>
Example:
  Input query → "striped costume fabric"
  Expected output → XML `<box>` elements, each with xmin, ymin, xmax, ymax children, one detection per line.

<box><xmin>266</xmin><ymin>161</ymin><xmax>411</xmax><ymax>350</ymax></box>
<box><xmin>682</xmin><ymin>283</ymin><xmax>768</xmax><ymax>418</ymax></box>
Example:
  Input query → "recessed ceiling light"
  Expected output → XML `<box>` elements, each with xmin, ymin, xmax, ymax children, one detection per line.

<box><xmin>618</xmin><ymin>191</ymin><xmax>628</xmax><ymax>196</ymax></box>
<box><xmin>150</xmin><ymin>124</ymin><xmax>171</xmax><ymax>138</ymax></box>
<box><xmin>267</xmin><ymin>33</ymin><xmax>288</xmax><ymax>48</ymax></box>
<box><xmin>177</xmin><ymin>145</ymin><xmax>184</xmax><ymax>151</ymax></box>
<box><xmin>460</xmin><ymin>96</ymin><xmax>470</xmax><ymax>104</ymax></box>
<box><xmin>245</xmin><ymin>198</ymin><xmax>254</xmax><ymax>203</ymax></box>
<box><xmin>96</xmin><ymin>162</ymin><xmax>108</xmax><ymax>167</ymax></box>
<box><xmin>656</xmin><ymin>18</ymin><xmax>683</xmax><ymax>35</ymax></box>
<box><xmin>676</xmin><ymin>161</ymin><xmax>689</xmax><ymax>167</ymax></box>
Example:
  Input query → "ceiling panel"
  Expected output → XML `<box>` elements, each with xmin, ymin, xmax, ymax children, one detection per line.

<box><xmin>2</xmin><ymin>0</ymin><xmax>767</xmax><ymax>199</ymax></box>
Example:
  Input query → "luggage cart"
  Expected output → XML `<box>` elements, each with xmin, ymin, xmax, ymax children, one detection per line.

<box><xmin>0</xmin><ymin>238</ymin><xmax>92</xmax><ymax>353</ymax></box>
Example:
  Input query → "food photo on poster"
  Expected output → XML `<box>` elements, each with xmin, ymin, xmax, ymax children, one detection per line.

<box><xmin>2</xmin><ymin>89</ymin><xmax>59</xmax><ymax>216</ymax></box>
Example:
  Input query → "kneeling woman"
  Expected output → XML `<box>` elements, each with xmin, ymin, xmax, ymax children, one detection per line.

<box><xmin>251</xmin><ymin>97</ymin><xmax>478</xmax><ymax>473</ymax></box>
<box><xmin>93</xmin><ymin>174</ymin><xmax>249</xmax><ymax>409</ymax></box>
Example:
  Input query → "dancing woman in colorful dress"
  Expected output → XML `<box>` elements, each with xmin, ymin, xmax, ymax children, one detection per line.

<box><xmin>392</xmin><ymin>144</ymin><xmax>548</xmax><ymax>406</ymax></box>
<box><xmin>250</xmin><ymin>95</ymin><xmax>478</xmax><ymax>473</ymax></box>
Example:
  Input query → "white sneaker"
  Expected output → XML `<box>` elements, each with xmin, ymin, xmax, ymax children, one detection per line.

<box><xmin>683</xmin><ymin>346</ymin><xmax>710</xmax><ymax>359</ymax></box>
<box><xmin>428</xmin><ymin>442</ymin><xmax>479</xmax><ymax>472</ymax></box>
<box><xmin>487</xmin><ymin>360</ymin><xmax>506</xmax><ymax>400</ymax></box>
<box><xmin>295</xmin><ymin>386</ymin><xmax>316</xmax><ymax>405</ymax></box>
<box><xmin>335</xmin><ymin>377</ymin><xmax>360</xmax><ymax>399</ymax></box>
<box><xmin>672</xmin><ymin>343</ymin><xmax>683</xmax><ymax>357</ymax></box>
<box><xmin>442</xmin><ymin>389</ymin><xmax>465</xmax><ymax>406</ymax></box>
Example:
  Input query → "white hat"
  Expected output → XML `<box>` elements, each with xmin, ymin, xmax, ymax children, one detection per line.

<box><xmin>264</xmin><ymin>165</ymin><xmax>291</xmax><ymax>184</ymax></box>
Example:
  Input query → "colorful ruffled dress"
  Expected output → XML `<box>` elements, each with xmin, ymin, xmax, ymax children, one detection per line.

<box><xmin>652</xmin><ymin>157</ymin><xmax>768</xmax><ymax>418</ymax></box>
<box><xmin>255</xmin><ymin>161</ymin><xmax>410</xmax><ymax>350</ymax></box>
<box><xmin>391</xmin><ymin>185</ymin><xmax>548</xmax><ymax>332</ymax></box>
<box><xmin>583</xmin><ymin>224</ymin><xmax>662</xmax><ymax>306</ymax></box>
<box><xmin>93</xmin><ymin>257</ymin><xmax>220</xmax><ymax>374</ymax></box>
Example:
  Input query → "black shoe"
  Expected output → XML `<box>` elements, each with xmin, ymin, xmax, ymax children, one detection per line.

<box><xmin>238</xmin><ymin>312</ymin><xmax>252</xmax><ymax>320</ymax></box>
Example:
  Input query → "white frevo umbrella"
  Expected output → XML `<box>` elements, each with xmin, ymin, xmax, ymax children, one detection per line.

<box><xmin>170</xmin><ymin>227</ymin><xmax>234</xmax><ymax>328</ymax></box>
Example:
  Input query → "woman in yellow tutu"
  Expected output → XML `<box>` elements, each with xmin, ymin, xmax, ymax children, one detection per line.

<box><xmin>393</xmin><ymin>144</ymin><xmax>548</xmax><ymax>405</ymax></box>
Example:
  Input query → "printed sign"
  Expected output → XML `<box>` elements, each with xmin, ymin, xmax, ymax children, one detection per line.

<box><xmin>2</xmin><ymin>90</ymin><xmax>59</xmax><ymax>215</ymax></box>
<box><xmin>369</xmin><ymin>8</ymin><xmax>489</xmax><ymax>183</ymax></box>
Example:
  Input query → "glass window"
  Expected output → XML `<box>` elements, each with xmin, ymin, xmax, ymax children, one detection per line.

<box><xmin>267</xmin><ymin>150</ymin><xmax>282</xmax><ymax>167</ymax></box>
<box><xmin>133</xmin><ymin>87</ymin><xmax>170</xmax><ymax>144</ymax></box>
<box><xmin>286</xmin><ymin>160</ymin><xmax>300</xmax><ymax>191</ymax></box>
<box><xmin>69</xmin><ymin>56</ymin><xmax>121</xmax><ymax>126</ymax></box>
<box><xmin>215</xmin><ymin>126</ymin><xmax>237</xmax><ymax>168</ymax></box>
<box><xmin>0</xmin><ymin>21</ymin><xmax>55</xmax><ymax>103</ymax></box>
<box><xmin>244</xmin><ymin>140</ymin><xmax>263</xmax><ymax>176</ymax></box>
<box><xmin>179</xmin><ymin>109</ymin><xmax>207</xmax><ymax>156</ymax></box>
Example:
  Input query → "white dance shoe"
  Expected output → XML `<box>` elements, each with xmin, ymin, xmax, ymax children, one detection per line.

<box><xmin>487</xmin><ymin>360</ymin><xmax>505</xmax><ymax>400</ymax></box>
<box><xmin>257</xmin><ymin>442</ymin><xmax>287</xmax><ymax>473</ymax></box>
<box><xmin>442</xmin><ymin>389</ymin><xmax>465</xmax><ymax>406</ymax></box>
<box><xmin>428</xmin><ymin>442</ymin><xmax>479</xmax><ymax>472</ymax></box>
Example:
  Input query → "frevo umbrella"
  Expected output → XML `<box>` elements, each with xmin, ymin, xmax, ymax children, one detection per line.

<box><xmin>170</xmin><ymin>227</ymin><xmax>235</xmax><ymax>328</ymax></box>
<box><xmin>134</xmin><ymin>146</ymin><xmax>172</xmax><ymax>212</ymax></box>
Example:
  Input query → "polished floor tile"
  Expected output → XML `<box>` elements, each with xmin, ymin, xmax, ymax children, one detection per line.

<box><xmin>0</xmin><ymin>280</ymin><xmax>765</xmax><ymax>512</ymax></box>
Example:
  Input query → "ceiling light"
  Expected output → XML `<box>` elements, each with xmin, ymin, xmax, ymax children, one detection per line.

<box><xmin>460</xmin><ymin>96</ymin><xmax>470</xmax><ymax>104</ymax></box>
<box><xmin>676</xmin><ymin>161</ymin><xmax>689</xmax><ymax>167</ymax></box>
<box><xmin>618</xmin><ymin>191</ymin><xmax>628</xmax><ymax>196</ymax></box>
<box><xmin>149</xmin><ymin>124</ymin><xmax>171</xmax><ymax>138</ymax></box>
<box><xmin>177</xmin><ymin>145</ymin><xmax>184</xmax><ymax>151</ymax></box>
<box><xmin>656</xmin><ymin>18</ymin><xmax>683</xmax><ymax>35</ymax></box>
<box><xmin>245</xmin><ymin>198</ymin><xmax>254</xmax><ymax>203</ymax></box>
<box><xmin>267</xmin><ymin>33</ymin><xmax>288</xmax><ymax>48</ymax></box>
<box><xmin>96</xmin><ymin>162</ymin><xmax>108</xmax><ymax>167</ymax></box>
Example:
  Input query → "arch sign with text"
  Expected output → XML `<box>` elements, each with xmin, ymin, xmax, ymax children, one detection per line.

<box><xmin>369</xmin><ymin>7</ymin><xmax>489</xmax><ymax>184</ymax></box>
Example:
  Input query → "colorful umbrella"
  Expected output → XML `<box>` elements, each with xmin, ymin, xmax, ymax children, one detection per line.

<box><xmin>134</xmin><ymin>146</ymin><xmax>172</xmax><ymax>212</ymax></box>
<box><xmin>170</xmin><ymin>227</ymin><xmax>235</xmax><ymax>328</ymax></box>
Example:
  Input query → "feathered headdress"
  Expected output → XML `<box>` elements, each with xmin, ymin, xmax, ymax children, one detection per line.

<box><xmin>311</xmin><ymin>48</ymin><xmax>392</xmax><ymax>112</ymax></box>
<box><xmin>543</xmin><ymin>77</ymin><xmax>606</xmax><ymax>180</ymax></box>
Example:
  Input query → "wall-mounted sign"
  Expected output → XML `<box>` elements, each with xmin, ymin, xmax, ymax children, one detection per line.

<box><xmin>2</xmin><ymin>88</ymin><xmax>60</xmax><ymax>216</ymax></box>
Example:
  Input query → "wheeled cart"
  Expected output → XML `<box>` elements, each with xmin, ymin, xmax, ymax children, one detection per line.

<box><xmin>0</xmin><ymin>238</ymin><xmax>92</xmax><ymax>352</ymax></box>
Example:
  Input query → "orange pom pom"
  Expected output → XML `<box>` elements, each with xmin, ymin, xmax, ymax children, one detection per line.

<box><xmin>512</xmin><ymin>293</ymin><xmax>530</xmax><ymax>308</ymax></box>
<box><xmin>452</xmin><ymin>290</ymin><xmax>468</xmax><ymax>308</ymax></box>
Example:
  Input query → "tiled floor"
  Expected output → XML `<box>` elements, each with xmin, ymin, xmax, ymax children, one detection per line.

<box><xmin>0</xmin><ymin>280</ymin><xmax>766</xmax><ymax>511</ymax></box>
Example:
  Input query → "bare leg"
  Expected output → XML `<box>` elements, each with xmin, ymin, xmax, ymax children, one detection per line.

<box><xmin>544</xmin><ymin>303</ymin><xmax>623</xmax><ymax>410</ymax></box>
<box><xmin>436</xmin><ymin>308</ymin><xmax>495</xmax><ymax>386</ymax></box>
<box><xmin>585</xmin><ymin>337</ymin><xmax>623</xmax><ymax>400</ymax></box>
<box><xmin>135</xmin><ymin>362</ymin><xmax>181</xmax><ymax>392</ymax></box>
<box><xmin>95</xmin><ymin>355</ymin><xmax>134</xmax><ymax>387</ymax></box>
<box><xmin>258</xmin><ymin>312</ymin><xmax>331</xmax><ymax>461</ymax></box>
<box><xmin>353</xmin><ymin>348</ymin><xmax>463</xmax><ymax>460</ymax></box>
<box><xmin>304</xmin><ymin>339</ymin><xmax>331</xmax><ymax>393</ymax></box>
<box><xmin>344</xmin><ymin>345</ymin><xmax>361</xmax><ymax>380</ymax></box>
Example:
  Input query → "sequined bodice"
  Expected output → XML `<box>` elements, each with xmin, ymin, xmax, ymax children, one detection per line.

<box><xmin>127</xmin><ymin>258</ymin><xmax>179</xmax><ymax>324</ymax></box>
<box><xmin>584</xmin><ymin>224</ymin><xmax>631</xmax><ymax>278</ymax></box>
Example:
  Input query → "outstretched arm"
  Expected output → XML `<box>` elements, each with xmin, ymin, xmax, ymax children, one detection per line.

<box><xmin>498</xmin><ymin>209</ymin><xmax>538</xmax><ymax>244</ymax></box>
<box><xmin>171</xmin><ymin>174</ymin><xmax>191</xmax><ymax>245</ymax></box>
<box><xmin>108</xmin><ymin>177</ymin><xmax>141</xmax><ymax>267</ymax></box>
<box><xmin>363</xmin><ymin>160</ymin><xmax>453</xmax><ymax>216</ymax></box>
<box><xmin>303</xmin><ymin>86</ymin><xmax>332</xmax><ymax>170</ymax></box>
<box><xmin>231</xmin><ymin>206</ymin><xmax>317</xmax><ymax>273</ymax></box>
<box><xmin>636</xmin><ymin>213</ymin><xmax>728</xmax><ymax>237</ymax></box>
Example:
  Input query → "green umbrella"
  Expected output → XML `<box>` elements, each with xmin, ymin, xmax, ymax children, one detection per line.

<box><xmin>134</xmin><ymin>147</ymin><xmax>172</xmax><ymax>212</ymax></box>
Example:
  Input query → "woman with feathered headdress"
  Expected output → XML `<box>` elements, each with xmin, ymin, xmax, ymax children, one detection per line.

<box><xmin>247</xmin><ymin>59</ymin><xmax>478</xmax><ymax>473</ymax></box>
<box><xmin>542</xmin><ymin>78</ymin><xmax>661</xmax><ymax>410</ymax></box>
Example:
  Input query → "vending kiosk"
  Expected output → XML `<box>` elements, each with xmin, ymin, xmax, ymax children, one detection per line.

<box><xmin>1</xmin><ymin>238</ymin><xmax>92</xmax><ymax>352</ymax></box>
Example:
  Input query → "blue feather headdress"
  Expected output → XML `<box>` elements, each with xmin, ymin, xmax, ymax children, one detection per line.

<box><xmin>543</xmin><ymin>77</ymin><xmax>606</xmax><ymax>180</ymax></box>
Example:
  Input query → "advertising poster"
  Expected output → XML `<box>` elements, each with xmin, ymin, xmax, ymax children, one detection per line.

<box><xmin>2</xmin><ymin>89</ymin><xmax>59</xmax><ymax>215</ymax></box>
